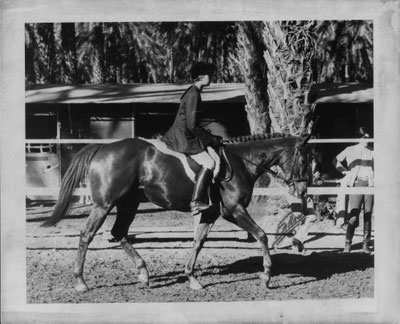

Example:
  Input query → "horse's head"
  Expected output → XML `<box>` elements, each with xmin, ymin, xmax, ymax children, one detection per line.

<box><xmin>281</xmin><ymin>134</ymin><xmax>312</xmax><ymax>198</ymax></box>
<box><xmin>223</xmin><ymin>133</ymin><xmax>312</xmax><ymax>199</ymax></box>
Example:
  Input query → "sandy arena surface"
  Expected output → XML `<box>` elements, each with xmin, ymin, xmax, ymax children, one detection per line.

<box><xmin>26</xmin><ymin>197</ymin><xmax>374</xmax><ymax>303</ymax></box>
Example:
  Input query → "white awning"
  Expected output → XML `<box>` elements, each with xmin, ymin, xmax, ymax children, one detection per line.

<box><xmin>310</xmin><ymin>83</ymin><xmax>373</xmax><ymax>104</ymax></box>
<box><xmin>26</xmin><ymin>82</ymin><xmax>372</xmax><ymax>105</ymax></box>
<box><xmin>25</xmin><ymin>83</ymin><xmax>246</xmax><ymax>104</ymax></box>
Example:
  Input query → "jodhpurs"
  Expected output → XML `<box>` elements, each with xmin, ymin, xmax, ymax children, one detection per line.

<box><xmin>190</xmin><ymin>147</ymin><xmax>218</xmax><ymax>170</ymax></box>
<box><xmin>347</xmin><ymin>180</ymin><xmax>374</xmax><ymax>227</ymax></box>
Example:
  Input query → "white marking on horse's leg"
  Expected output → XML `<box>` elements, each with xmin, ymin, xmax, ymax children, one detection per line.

<box><xmin>74</xmin><ymin>231</ymin><xmax>90</xmax><ymax>292</ymax></box>
<box><xmin>120</xmin><ymin>237</ymin><xmax>149</xmax><ymax>286</ymax></box>
<box><xmin>73</xmin><ymin>206</ymin><xmax>108</xmax><ymax>292</ymax></box>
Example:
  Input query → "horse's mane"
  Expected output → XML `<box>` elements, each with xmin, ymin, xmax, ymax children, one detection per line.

<box><xmin>223</xmin><ymin>133</ymin><xmax>294</xmax><ymax>144</ymax></box>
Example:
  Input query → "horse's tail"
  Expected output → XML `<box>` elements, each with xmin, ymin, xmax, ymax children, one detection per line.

<box><xmin>42</xmin><ymin>144</ymin><xmax>102</xmax><ymax>227</ymax></box>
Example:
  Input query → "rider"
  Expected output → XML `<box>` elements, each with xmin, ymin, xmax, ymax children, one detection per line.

<box><xmin>162</xmin><ymin>62</ymin><xmax>223</xmax><ymax>215</ymax></box>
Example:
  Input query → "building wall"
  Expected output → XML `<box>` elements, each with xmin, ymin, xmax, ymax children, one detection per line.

<box><xmin>313</xmin><ymin>102</ymin><xmax>373</xmax><ymax>178</ymax></box>
<box><xmin>26</xmin><ymin>102</ymin><xmax>250</xmax><ymax>187</ymax></box>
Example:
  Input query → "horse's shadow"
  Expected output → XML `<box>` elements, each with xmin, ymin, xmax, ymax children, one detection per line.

<box><xmin>150</xmin><ymin>251</ymin><xmax>374</xmax><ymax>289</ymax></box>
<box><xmin>209</xmin><ymin>251</ymin><xmax>373</xmax><ymax>286</ymax></box>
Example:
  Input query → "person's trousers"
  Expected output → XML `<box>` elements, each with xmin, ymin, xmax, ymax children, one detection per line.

<box><xmin>345</xmin><ymin>180</ymin><xmax>374</xmax><ymax>243</ymax></box>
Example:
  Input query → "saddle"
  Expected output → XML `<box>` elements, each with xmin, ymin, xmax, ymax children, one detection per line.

<box><xmin>141</xmin><ymin>138</ymin><xmax>232</xmax><ymax>182</ymax></box>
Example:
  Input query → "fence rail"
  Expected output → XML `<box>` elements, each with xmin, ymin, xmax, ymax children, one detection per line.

<box><xmin>308</xmin><ymin>138</ymin><xmax>373</xmax><ymax>144</ymax></box>
<box><xmin>25</xmin><ymin>137</ymin><xmax>375</xmax><ymax>198</ymax></box>
<box><xmin>26</xmin><ymin>139</ymin><xmax>118</xmax><ymax>144</ymax></box>
<box><xmin>26</xmin><ymin>186</ymin><xmax>375</xmax><ymax>198</ymax></box>
<box><xmin>26</xmin><ymin>138</ymin><xmax>374</xmax><ymax>145</ymax></box>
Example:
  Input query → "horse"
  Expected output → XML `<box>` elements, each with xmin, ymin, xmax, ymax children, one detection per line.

<box><xmin>42</xmin><ymin>133</ymin><xmax>311</xmax><ymax>292</ymax></box>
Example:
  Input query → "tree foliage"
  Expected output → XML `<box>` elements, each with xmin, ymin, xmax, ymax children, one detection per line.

<box><xmin>261</xmin><ymin>20</ymin><xmax>373</xmax><ymax>134</ymax></box>
<box><xmin>25</xmin><ymin>20</ymin><xmax>372</xmax><ymax>85</ymax></box>
<box><xmin>25</xmin><ymin>22</ymin><xmax>242</xmax><ymax>85</ymax></box>
<box><xmin>25</xmin><ymin>21</ymin><xmax>373</xmax><ymax>136</ymax></box>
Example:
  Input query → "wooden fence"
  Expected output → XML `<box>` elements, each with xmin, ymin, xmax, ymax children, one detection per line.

<box><xmin>25</xmin><ymin>137</ymin><xmax>374</xmax><ymax>198</ymax></box>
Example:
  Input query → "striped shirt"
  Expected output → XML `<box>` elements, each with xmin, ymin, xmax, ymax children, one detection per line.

<box><xmin>335</xmin><ymin>144</ymin><xmax>374</xmax><ymax>187</ymax></box>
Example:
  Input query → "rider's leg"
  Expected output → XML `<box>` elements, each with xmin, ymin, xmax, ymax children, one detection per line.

<box><xmin>190</xmin><ymin>151</ymin><xmax>215</xmax><ymax>215</ymax></box>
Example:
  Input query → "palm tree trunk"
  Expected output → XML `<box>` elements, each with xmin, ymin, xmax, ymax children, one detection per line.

<box><xmin>262</xmin><ymin>21</ymin><xmax>318</xmax><ymax>135</ymax></box>
<box><xmin>90</xmin><ymin>22</ymin><xmax>105</xmax><ymax>84</ymax></box>
<box><xmin>60</xmin><ymin>23</ymin><xmax>78</xmax><ymax>83</ymax></box>
<box><xmin>236</xmin><ymin>22</ymin><xmax>271</xmax><ymax>134</ymax></box>
<box><xmin>168</xmin><ymin>48</ymin><xmax>174</xmax><ymax>83</ymax></box>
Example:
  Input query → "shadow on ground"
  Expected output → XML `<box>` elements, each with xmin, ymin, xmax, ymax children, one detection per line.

<box><xmin>148</xmin><ymin>250</ymin><xmax>374</xmax><ymax>289</ymax></box>
<box><xmin>213</xmin><ymin>251</ymin><xmax>374</xmax><ymax>279</ymax></box>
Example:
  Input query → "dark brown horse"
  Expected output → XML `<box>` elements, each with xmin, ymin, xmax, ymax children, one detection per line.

<box><xmin>43</xmin><ymin>133</ymin><xmax>311</xmax><ymax>291</ymax></box>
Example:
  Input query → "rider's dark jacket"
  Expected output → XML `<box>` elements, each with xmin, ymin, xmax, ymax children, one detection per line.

<box><xmin>162</xmin><ymin>85</ymin><xmax>216</xmax><ymax>155</ymax></box>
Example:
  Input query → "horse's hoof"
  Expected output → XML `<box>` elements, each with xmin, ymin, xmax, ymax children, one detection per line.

<box><xmin>258</xmin><ymin>272</ymin><xmax>270</xmax><ymax>288</ymax></box>
<box><xmin>74</xmin><ymin>281</ymin><xmax>89</xmax><ymax>293</ymax></box>
<box><xmin>292</xmin><ymin>238</ymin><xmax>304</xmax><ymax>253</ymax></box>
<box><xmin>138</xmin><ymin>268</ymin><xmax>150</xmax><ymax>286</ymax></box>
<box><xmin>188</xmin><ymin>278</ymin><xmax>204</xmax><ymax>290</ymax></box>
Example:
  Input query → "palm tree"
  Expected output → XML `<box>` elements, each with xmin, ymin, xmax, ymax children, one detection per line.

<box><xmin>314</xmin><ymin>20</ymin><xmax>373</xmax><ymax>83</ymax></box>
<box><xmin>235</xmin><ymin>21</ymin><xmax>271</xmax><ymax>134</ymax></box>
<box><xmin>262</xmin><ymin>21</ymin><xmax>319</xmax><ymax>134</ymax></box>
<box><xmin>260</xmin><ymin>20</ymin><xmax>373</xmax><ymax>135</ymax></box>
<box><xmin>156</xmin><ymin>22</ymin><xmax>241</xmax><ymax>83</ymax></box>
<box><xmin>75</xmin><ymin>22</ymin><xmax>106</xmax><ymax>84</ymax></box>
<box><xmin>60</xmin><ymin>23</ymin><xmax>79</xmax><ymax>83</ymax></box>
<box><xmin>25</xmin><ymin>23</ymin><xmax>59</xmax><ymax>84</ymax></box>
<box><xmin>25</xmin><ymin>24</ymin><xmax>38</xmax><ymax>84</ymax></box>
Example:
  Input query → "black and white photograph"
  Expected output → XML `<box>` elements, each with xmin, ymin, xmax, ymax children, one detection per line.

<box><xmin>1</xmin><ymin>0</ymin><xmax>400</xmax><ymax>323</ymax></box>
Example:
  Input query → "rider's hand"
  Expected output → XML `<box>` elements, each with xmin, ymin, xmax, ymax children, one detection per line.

<box><xmin>211</xmin><ymin>136</ymin><xmax>223</xmax><ymax>147</ymax></box>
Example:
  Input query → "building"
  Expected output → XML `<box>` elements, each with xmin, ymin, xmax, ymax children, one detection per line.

<box><xmin>309</xmin><ymin>82</ymin><xmax>373</xmax><ymax>178</ymax></box>
<box><xmin>25</xmin><ymin>82</ymin><xmax>374</xmax><ymax>198</ymax></box>
<box><xmin>25</xmin><ymin>83</ymin><xmax>249</xmax><ymax>197</ymax></box>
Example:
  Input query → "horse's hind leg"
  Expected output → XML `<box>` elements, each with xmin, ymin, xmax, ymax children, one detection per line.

<box><xmin>112</xmin><ymin>196</ymin><xmax>150</xmax><ymax>286</ymax></box>
<box><xmin>185</xmin><ymin>210</ymin><xmax>219</xmax><ymax>290</ymax></box>
<box><xmin>74</xmin><ymin>205</ymin><xmax>109</xmax><ymax>292</ymax></box>
<box><xmin>222</xmin><ymin>205</ymin><xmax>272</xmax><ymax>288</ymax></box>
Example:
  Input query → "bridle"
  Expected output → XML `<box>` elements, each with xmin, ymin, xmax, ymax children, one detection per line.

<box><xmin>282</xmin><ymin>145</ymin><xmax>309</xmax><ymax>187</ymax></box>
<box><xmin>223</xmin><ymin>144</ymin><xmax>308</xmax><ymax>188</ymax></box>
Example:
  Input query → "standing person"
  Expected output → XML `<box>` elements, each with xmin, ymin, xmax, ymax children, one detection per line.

<box><xmin>332</xmin><ymin>126</ymin><xmax>374</xmax><ymax>253</ymax></box>
<box><xmin>162</xmin><ymin>62</ymin><xmax>222</xmax><ymax>215</ymax></box>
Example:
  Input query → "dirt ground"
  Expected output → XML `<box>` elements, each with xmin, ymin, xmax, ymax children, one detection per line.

<box><xmin>26</xmin><ymin>197</ymin><xmax>374</xmax><ymax>303</ymax></box>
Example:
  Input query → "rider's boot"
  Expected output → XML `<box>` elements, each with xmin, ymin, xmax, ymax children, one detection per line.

<box><xmin>343</xmin><ymin>223</ymin><xmax>355</xmax><ymax>253</ymax></box>
<box><xmin>190</xmin><ymin>167</ymin><xmax>213</xmax><ymax>215</ymax></box>
<box><xmin>362</xmin><ymin>220</ymin><xmax>372</xmax><ymax>253</ymax></box>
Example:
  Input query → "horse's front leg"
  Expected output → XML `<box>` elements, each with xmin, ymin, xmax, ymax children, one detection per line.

<box><xmin>120</xmin><ymin>238</ymin><xmax>149</xmax><ymax>285</ymax></box>
<box><xmin>185</xmin><ymin>211</ymin><xmax>218</xmax><ymax>290</ymax></box>
<box><xmin>223</xmin><ymin>205</ymin><xmax>272</xmax><ymax>288</ymax></box>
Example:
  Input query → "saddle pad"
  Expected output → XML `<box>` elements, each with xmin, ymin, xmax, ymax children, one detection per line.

<box><xmin>140</xmin><ymin>138</ymin><xmax>196</xmax><ymax>182</ymax></box>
